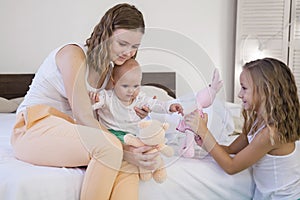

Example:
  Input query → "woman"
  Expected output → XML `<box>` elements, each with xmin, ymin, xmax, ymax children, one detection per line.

<box><xmin>11</xmin><ymin>3</ymin><xmax>158</xmax><ymax>200</ymax></box>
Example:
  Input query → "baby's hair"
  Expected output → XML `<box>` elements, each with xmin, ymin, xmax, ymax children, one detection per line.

<box><xmin>111</xmin><ymin>59</ymin><xmax>142</xmax><ymax>84</ymax></box>
<box><xmin>242</xmin><ymin>57</ymin><xmax>300</xmax><ymax>143</ymax></box>
<box><xmin>85</xmin><ymin>3</ymin><xmax>145</xmax><ymax>82</ymax></box>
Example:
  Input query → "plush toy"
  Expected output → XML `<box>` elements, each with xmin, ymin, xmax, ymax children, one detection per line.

<box><xmin>124</xmin><ymin>119</ymin><xmax>174</xmax><ymax>183</ymax></box>
<box><xmin>176</xmin><ymin>69</ymin><xmax>223</xmax><ymax>158</ymax></box>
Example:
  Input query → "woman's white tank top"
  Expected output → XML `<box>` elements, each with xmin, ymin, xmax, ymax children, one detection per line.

<box><xmin>17</xmin><ymin>42</ymin><xmax>111</xmax><ymax>116</ymax></box>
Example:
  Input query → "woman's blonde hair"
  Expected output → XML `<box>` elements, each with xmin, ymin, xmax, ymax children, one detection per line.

<box><xmin>242</xmin><ymin>57</ymin><xmax>300</xmax><ymax>143</ymax></box>
<box><xmin>85</xmin><ymin>3</ymin><xmax>145</xmax><ymax>81</ymax></box>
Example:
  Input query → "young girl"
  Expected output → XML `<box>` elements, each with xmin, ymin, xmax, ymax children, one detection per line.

<box><xmin>185</xmin><ymin>57</ymin><xmax>300</xmax><ymax>199</ymax></box>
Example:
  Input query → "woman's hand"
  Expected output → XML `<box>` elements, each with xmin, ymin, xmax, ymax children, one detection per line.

<box><xmin>184</xmin><ymin>110</ymin><xmax>209</xmax><ymax>138</ymax></box>
<box><xmin>123</xmin><ymin>144</ymin><xmax>160</xmax><ymax>170</ymax></box>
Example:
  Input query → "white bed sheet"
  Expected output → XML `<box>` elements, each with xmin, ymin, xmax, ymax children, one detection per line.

<box><xmin>0</xmin><ymin>113</ymin><xmax>254</xmax><ymax>200</ymax></box>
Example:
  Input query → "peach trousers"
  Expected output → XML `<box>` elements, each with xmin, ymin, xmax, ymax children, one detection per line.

<box><xmin>11</xmin><ymin>105</ymin><xmax>139</xmax><ymax>200</ymax></box>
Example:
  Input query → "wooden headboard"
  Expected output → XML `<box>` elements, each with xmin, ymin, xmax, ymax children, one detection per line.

<box><xmin>0</xmin><ymin>74</ymin><xmax>35</xmax><ymax>99</ymax></box>
<box><xmin>0</xmin><ymin>72</ymin><xmax>176</xmax><ymax>99</ymax></box>
<box><xmin>142</xmin><ymin>72</ymin><xmax>176</xmax><ymax>98</ymax></box>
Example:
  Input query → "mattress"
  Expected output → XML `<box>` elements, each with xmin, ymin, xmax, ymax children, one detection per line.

<box><xmin>0</xmin><ymin>112</ymin><xmax>254</xmax><ymax>200</ymax></box>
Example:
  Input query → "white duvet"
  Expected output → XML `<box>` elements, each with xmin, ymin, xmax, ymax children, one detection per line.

<box><xmin>0</xmin><ymin>111</ymin><xmax>254</xmax><ymax>200</ymax></box>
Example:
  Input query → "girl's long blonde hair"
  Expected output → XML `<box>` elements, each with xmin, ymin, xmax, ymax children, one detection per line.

<box><xmin>242</xmin><ymin>58</ymin><xmax>300</xmax><ymax>143</ymax></box>
<box><xmin>85</xmin><ymin>3</ymin><xmax>145</xmax><ymax>82</ymax></box>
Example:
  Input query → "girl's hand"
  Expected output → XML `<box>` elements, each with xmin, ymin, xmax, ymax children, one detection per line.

<box><xmin>123</xmin><ymin>144</ymin><xmax>160</xmax><ymax>170</ymax></box>
<box><xmin>169</xmin><ymin>103</ymin><xmax>184</xmax><ymax>116</ymax></box>
<box><xmin>184</xmin><ymin>110</ymin><xmax>209</xmax><ymax>138</ymax></box>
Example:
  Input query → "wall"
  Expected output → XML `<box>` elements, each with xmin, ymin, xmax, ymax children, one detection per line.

<box><xmin>0</xmin><ymin>0</ymin><xmax>236</xmax><ymax>101</ymax></box>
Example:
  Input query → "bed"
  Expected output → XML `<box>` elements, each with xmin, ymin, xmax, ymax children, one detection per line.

<box><xmin>0</xmin><ymin>73</ymin><xmax>254</xmax><ymax>200</ymax></box>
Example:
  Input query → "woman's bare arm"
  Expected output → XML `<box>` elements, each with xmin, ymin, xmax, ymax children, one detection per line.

<box><xmin>56</xmin><ymin>44</ymin><xmax>102</xmax><ymax>129</ymax></box>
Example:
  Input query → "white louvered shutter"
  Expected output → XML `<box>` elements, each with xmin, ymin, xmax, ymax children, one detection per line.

<box><xmin>234</xmin><ymin>0</ymin><xmax>291</xmax><ymax>103</ymax></box>
<box><xmin>289</xmin><ymin>0</ymin><xmax>300</xmax><ymax>97</ymax></box>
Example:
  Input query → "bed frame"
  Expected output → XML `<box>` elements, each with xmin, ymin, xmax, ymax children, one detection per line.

<box><xmin>0</xmin><ymin>72</ymin><xmax>176</xmax><ymax>99</ymax></box>
<box><xmin>0</xmin><ymin>74</ymin><xmax>35</xmax><ymax>99</ymax></box>
<box><xmin>0</xmin><ymin>73</ymin><xmax>256</xmax><ymax>200</ymax></box>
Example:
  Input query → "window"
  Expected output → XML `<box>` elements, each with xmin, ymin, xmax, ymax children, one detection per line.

<box><xmin>234</xmin><ymin>0</ymin><xmax>300</xmax><ymax>102</ymax></box>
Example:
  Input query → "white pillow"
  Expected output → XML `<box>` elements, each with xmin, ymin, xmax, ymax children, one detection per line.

<box><xmin>208</xmin><ymin>99</ymin><xmax>234</xmax><ymax>142</ymax></box>
<box><xmin>140</xmin><ymin>85</ymin><xmax>174</xmax><ymax>101</ymax></box>
<box><xmin>169</xmin><ymin>99</ymin><xmax>235</xmax><ymax>142</ymax></box>
<box><xmin>140</xmin><ymin>85</ymin><xmax>177</xmax><ymax>135</ymax></box>
<box><xmin>0</xmin><ymin>97</ymin><xmax>23</xmax><ymax>113</ymax></box>
<box><xmin>140</xmin><ymin>85</ymin><xmax>236</xmax><ymax>148</ymax></box>
<box><xmin>225</xmin><ymin>102</ymin><xmax>244</xmax><ymax>134</ymax></box>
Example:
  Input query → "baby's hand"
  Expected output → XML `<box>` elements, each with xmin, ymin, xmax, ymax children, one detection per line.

<box><xmin>170</xmin><ymin>103</ymin><xmax>184</xmax><ymax>116</ymax></box>
<box><xmin>134</xmin><ymin>96</ymin><xmax>155</xmax><ymax>119</ymax></box>
<box><xmin>89</xmin><ymin>91</ymin><xmax>99</xmax><ymax>105</ymax></box>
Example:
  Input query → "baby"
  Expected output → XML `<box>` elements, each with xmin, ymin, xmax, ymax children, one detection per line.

<box><xmin>90</xmin><ymin>58</ymin><xmax>183</xmax><ymax>142</ymax></box>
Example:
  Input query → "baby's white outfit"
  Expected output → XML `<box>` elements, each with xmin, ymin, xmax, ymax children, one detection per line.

<box><xmin>93</xmin><ymin>89</ymin><xmax>174</xmax><ymax>134</ymax></box>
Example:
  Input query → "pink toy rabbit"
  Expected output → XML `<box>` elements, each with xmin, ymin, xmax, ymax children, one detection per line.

<box><xmin>176</xmin><ymin>69</ymin><xmax>223</xmax><ymax>158</ymax></box>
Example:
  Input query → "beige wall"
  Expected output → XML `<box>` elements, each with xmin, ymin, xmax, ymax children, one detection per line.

<box><xmin>0</xmin><ymin>0</ymin><xmax>236</xmax><ymax>101</ymax></box>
